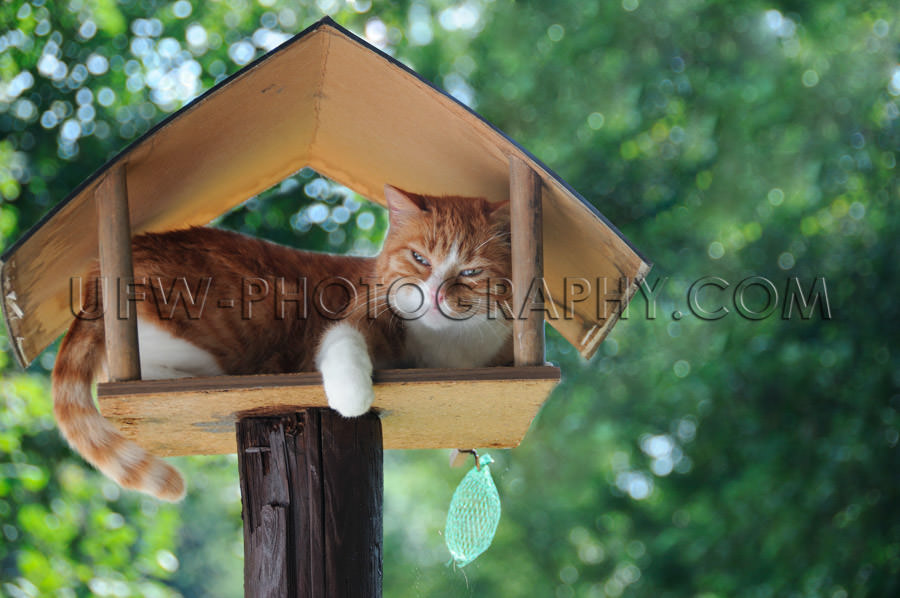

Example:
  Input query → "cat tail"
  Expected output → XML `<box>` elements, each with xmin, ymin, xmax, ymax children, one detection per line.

<box><xmin>51</xmin><ymin>315</ymin><xmax>186</xmax><ymax>502</ymax></box>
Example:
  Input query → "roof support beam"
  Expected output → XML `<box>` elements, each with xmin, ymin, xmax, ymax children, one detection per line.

<box><xmin>510</xmin><ymin>155</ymin><xmax>545</xmax><ymax>366</ymax></box>
<box><xmin>96</xmin><ymin>164</ymin><xmax>142</xmax><ymax>382</ymax></box>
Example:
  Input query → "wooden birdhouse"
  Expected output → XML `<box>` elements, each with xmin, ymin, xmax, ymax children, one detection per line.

<box><xmin>1</xmin><ymin>17</ymin><xmax>649</xmax><ymax>596</ymax></box>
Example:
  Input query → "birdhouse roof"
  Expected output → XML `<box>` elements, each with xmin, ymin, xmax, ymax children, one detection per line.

<box><xmin>1</xmin><ymin>17</ymin><xmax>649</xmax><ymax>368</ymax></box>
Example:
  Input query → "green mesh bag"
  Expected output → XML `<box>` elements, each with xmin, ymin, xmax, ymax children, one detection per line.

<box><xmin>445</xmin><ymin>454</ymin><xmax>500</xmax><ymax>567</ymax></box>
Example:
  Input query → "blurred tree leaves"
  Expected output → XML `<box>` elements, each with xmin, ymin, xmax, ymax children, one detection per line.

<box><xmin>1</xmin><ymin>376</ymin><xmax>183</xmax><ymax>597</ymax></box>
<box><xmin>2</xmin><ymin>0</ymin><xmax>899</xmax><ymax>597</ymax></box>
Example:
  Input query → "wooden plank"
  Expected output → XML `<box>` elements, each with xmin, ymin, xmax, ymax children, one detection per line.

<box><xmin>319</xmin><ymin>411</ymin><xmax>383</xmax><ymax>597</ymax></box>
<box><xmin>2</xmin><ymin>19</ymin><xmax>649</xmax><ymax>369</ymax></box>
<box><xmin>238</xmin><ymin>417</ymin><xmax>290</xmax><ymax>595</ymax></box>
<box><xmin>237</xmin><ymin>411</ymin><xmax>383</xmax><ymax>597</ymax></box>
<box><xmin>97</xmin><ymin>366</ymin><xmax>560</xmax><ymax>455</ymax></box>
<box><xmin>99</xmin><ymin>366</ymin><xmax>557</xmax><ymax>395</ymax></box>
<box><xmin>509</xmin><ymin>156</ymin><xmax>544</xmax><ymax>366</ymax></box>
<box><xmin>96</xmin><ymin>165</ymin><xmax>141</xmax><ymax>382</ymax></box>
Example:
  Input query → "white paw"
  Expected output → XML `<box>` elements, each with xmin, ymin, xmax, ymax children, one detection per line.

<box><xmin>322</xmin><ymin>368</ymin><xmax>374</xmax><ymax>417</ymax></box>
<box><xmin>316</xmin><ymin>324</ymin><xmax>375</xmax><ymax>417</ymax></box>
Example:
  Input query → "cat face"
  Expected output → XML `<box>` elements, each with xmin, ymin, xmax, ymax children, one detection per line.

<box><xmin>377</xmin><ymin>185</ymin><xmax>512</xmax><ymax>331</ymax></box>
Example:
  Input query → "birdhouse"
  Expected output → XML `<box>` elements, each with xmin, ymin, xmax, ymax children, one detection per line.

<box><xmin>1</xmin><ymin>17</ymin><xmax>649</xmax><ymax>595</ymax></box>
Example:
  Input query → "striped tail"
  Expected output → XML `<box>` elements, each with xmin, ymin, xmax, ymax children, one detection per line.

<box><xmin>51</xmin><ymin>315</ymin><xmax>185</xmax><ymax>501</ymax></box>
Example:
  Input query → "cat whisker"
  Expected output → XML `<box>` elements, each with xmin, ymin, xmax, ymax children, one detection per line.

<box><xmin>471</xmin><ymin>231</ymin><xmax>510</xmax><ymax>254</ymax></box>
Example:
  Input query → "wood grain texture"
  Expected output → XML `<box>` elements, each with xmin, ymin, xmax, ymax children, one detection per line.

<box><xmin>244</xmin><ymin>505</ymin><xmax>288</xmax><ymax>596</ymax></box>
<box><xmin>509</xmin><ymin>156</ymin><xmax>545</xmax><ymax>367</ymax></box>
<box><xmin>97</xmin><ymin>366</ymin><xmax>560</xmax><ymax>455</ymax></box>
<box><xmin>2</xmin><ymin>19</ymin><xmax>649</xmax><ymax>368</ymax></box>
<box><xmin>319</xmin><ymin>411</ymin><xmax>383</xmax><ymax>597</ymax></box>
<box><xmin>96</xmin><ymin>165</ymin><xmax>141</xmax><ymax>382</ymax></box>
<box><xmin>237</xmin><ymin>411</ymin><xmax>382</xmax><ymax>597</ymax></box>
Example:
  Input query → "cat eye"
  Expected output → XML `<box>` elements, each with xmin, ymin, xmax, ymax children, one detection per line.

<box><xmin>459</xmin><ymin>268</ymin><xmax>483</xmax><ymax>277</ymax></box>
<box><xmin>411</xmin><ymin>250</ymin><xmax>430</xmax><ymax>267</ymax></box>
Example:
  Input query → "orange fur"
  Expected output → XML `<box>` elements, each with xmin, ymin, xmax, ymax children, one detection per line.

<box><xmin>51</xmin><ymin>187</ymin><xmax>513</xmax><ymax>501</ymax></box>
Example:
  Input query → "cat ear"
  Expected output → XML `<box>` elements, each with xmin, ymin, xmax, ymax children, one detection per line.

<box><xmin>487</xmin><ymin>200</ymin><xmax>510</xmax><ymax>227</ymax></box>
<box><xmin>384</xmin><ymin>185</ymin><xmax>428</xmax><ymax>219</ymax></box>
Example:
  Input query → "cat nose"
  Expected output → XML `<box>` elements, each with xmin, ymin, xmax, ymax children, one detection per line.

<box><xmin>436</xmin><ymin>288</ymin><xmax>446</xmax><ymax>304</ymax></box>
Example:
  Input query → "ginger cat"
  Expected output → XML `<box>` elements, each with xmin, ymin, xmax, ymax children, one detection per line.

<box><xmin>51</xmin><ymin>185</ymin><xmax>513</xmax><ymax>501</ymax></box>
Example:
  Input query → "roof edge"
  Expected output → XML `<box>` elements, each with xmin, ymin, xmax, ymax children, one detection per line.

<box><xmin>1</xmin><ymin>17</ymin><xmax>336</xmax><ymax>264</ymax></box>
<box><xmin>315</xmin><ymin>18</ymin><xmax>651</xmax><ymax>267</ymax></box>
<box><xmin>3</xmin><ymin>16</ymin><xmax>649</xmax><ymax>269</ymax></box>
<box><xmin>0</xmin><ymin>259</ymin><xmax>29</xmax><ymax>369</ymax></box>
<box><xmin>578</xmin><ymin>259</ymin><xmax>653</xmax><ymax>361</ymax></box>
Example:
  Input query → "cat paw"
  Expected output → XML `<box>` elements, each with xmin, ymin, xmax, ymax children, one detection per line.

<box><xmin>322</xmin><ymin>369</ymin><xmax>375</xmax><ymax>417</ymax></box>
<box><xmin>316</xmin><ymin>323</ymin><xmax>375</xmax><ymax>417</ymax></box>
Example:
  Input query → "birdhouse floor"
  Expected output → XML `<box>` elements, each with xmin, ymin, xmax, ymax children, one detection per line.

<box><xmin>97</xmin><ymin>366</ymin><xmax>560</xmax><ymax>456</ymax></box>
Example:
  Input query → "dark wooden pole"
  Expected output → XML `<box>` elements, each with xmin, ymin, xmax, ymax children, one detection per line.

<box><xmin>96</xmin><ymin>163</ymin><xmax>141</xmax><ymax>381</ymax></box>
<box><xmin>509</xmin><ymin>155</ymin><xmax>545</xmax><ymax>366</ymax></box>
<box><xmin>237</xmin><ymin>409</ymin><xmax>383</xmax><ymax>598</ymax></box>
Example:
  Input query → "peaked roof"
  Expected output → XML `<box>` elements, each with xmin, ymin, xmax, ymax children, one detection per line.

<box><xmin>1</xmin><ymin>17</ymin><xmax>649</xmax><ymax>368</ymax></box>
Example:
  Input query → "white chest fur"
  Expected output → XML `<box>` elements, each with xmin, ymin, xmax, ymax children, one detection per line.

<box><xmin>136</xmin><ymin>319</ymin><xmax>225</xmax><ymax>380</ymax></box>
<box><xmin>403</xmin><ymin>316</ymin><xmax>511</xmax><ymax>369</ymax></box>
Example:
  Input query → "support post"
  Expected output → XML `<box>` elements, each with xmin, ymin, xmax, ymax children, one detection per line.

<box><xmin>96</xmin><ymin>164</ymin><xmax>141</xmax><ymax>381</ymax></box>
<box><xmin>237</xmin><ymin>409</ymin><xmax>383</xmax><ymax>598</ymax></box>
<box><xmin>509</xmin><ymin>155</ymin><xmax>545</xmax><ymax>366</ymax></box>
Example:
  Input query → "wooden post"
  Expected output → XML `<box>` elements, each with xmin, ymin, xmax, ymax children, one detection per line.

<box><xmin>237</xmin><ymin>409</ymin><xmax>383</xmax><ymax>598</ymax></box>
<box><xmin>509</xmin><ymin>155</ymin><xmax>545</xmax><ymax>366</ymax></box>
<box><xmin>96</xmin><ymin>164</ymin><xmax>141</xmax><ymax>381</ymax></box>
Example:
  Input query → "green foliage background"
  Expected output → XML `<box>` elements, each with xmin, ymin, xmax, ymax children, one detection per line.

<box><xmin>1</xmin><ymin>0</ymin><xmax>898</xmax><ymax>596</ymax></box>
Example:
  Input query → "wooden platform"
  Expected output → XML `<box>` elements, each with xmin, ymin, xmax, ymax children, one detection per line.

<box><xmin>97</xmin><ymin>366</ymin><xmax>560</xmax><ymax>456</ymax></box>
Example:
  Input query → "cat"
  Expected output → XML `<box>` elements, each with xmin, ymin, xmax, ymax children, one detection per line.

<box><xmin>51</xmin><ymin>185</ymin><xmax>514</xmax><ymax>501</ymax></box>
